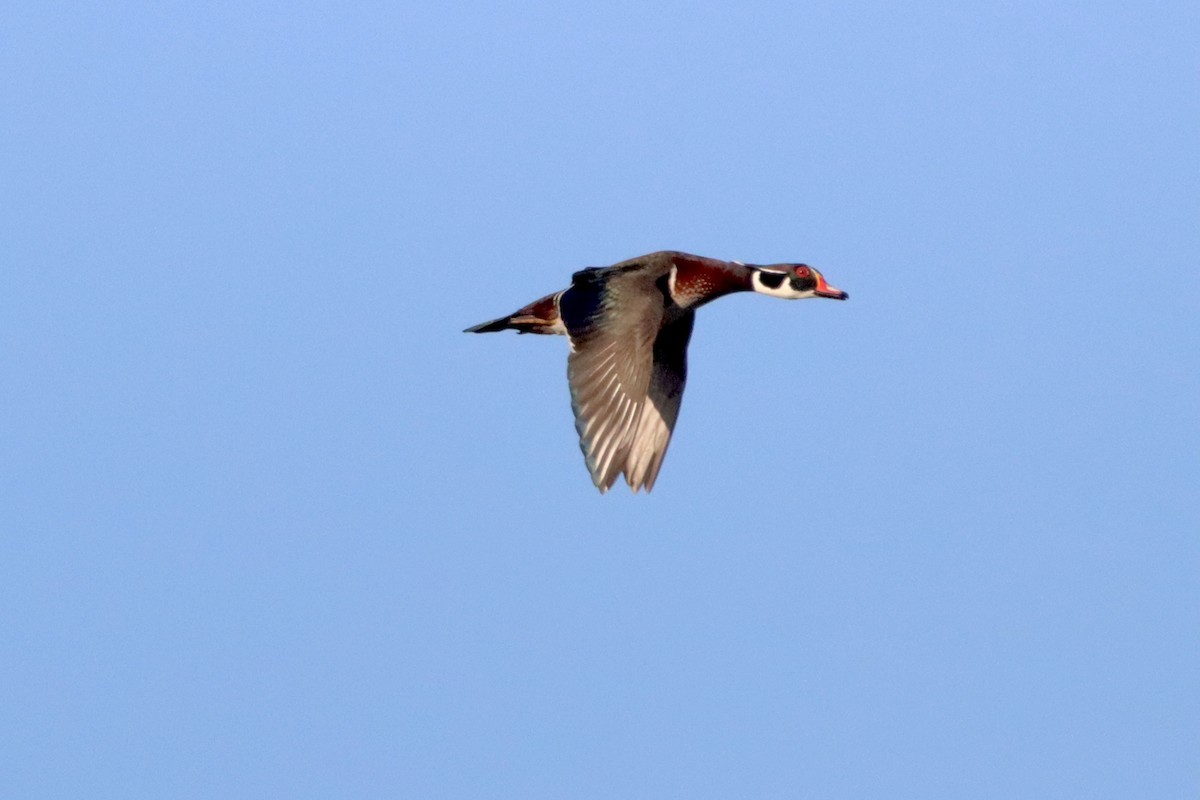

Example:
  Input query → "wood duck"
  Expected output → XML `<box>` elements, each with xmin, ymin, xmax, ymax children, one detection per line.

<box><xmin>465</xmin><ymin>250</ymin><xmax>848</xmax><ymax>493</ymax></box>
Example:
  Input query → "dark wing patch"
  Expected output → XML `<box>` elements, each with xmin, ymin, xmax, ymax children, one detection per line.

<box><xmin>558</xmin><ymin>268</ymin><xmax>610</xmax><ymax>339</ymax></box>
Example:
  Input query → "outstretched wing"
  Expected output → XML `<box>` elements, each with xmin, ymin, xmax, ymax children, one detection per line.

<box><xmin>560</xmin><ymin>261</ymin><xmax>694</xmax><ymax>493</ymax></box>
<box><xmin>561</xmin><ymin>265</ymin><xmax>667</xmax><ymax>492</ymax></box>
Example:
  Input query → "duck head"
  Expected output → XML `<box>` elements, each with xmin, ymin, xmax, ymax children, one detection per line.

<box><xmin>749</xmin><ymin>263</ymin><xmax>848</xmax><ymax>301</ymax></box>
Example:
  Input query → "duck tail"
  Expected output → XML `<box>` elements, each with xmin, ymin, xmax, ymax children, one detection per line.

<box><xmin>463</xmin><ymin>291</ymin><xmax>564</xmax><ymax>335</ymax></box>
<box><xmin>463</xmin><ymin>315</ymin><xmax>515</xmax><ymax>333</ymax></box>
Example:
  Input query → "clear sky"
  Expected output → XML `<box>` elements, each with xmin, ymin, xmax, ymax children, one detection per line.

<box><xmin>3</xmin><ymin>2</ymin><xmax>1198</xmax><ymax>798</ymax></box>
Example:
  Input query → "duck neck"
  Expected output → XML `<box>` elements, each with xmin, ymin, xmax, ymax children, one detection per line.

<box><xmin>669</xmin><ymin>254</ymin><xmax>754</xmax><ymax>309</ymax></box>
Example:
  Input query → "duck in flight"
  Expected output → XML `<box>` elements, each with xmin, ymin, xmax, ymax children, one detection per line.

<box><xmin>465</xmin><ymin>250</ymin><xmax>848</xmax><ymax>493</ymax></box>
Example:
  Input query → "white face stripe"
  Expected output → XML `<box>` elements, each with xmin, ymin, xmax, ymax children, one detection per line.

<box><xmin>667</xmin><ymin>264</ymin><xmax>678</xmax><ymax>300</ymax></box>
<box><xmin>750</xmin><ymin>269</ymin><xmax>817</xmax><ymax>300</ymax></box>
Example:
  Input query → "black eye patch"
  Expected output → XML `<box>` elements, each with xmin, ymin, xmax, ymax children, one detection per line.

<box><xmin>758</xmin><ymin>271</ymin><xmax>786</xmax><ymax>289</ymax></box>
<box><xmin>790</xmin><ymin>276</ymin><xmax>817</xmax><ymax>292</ymax></box>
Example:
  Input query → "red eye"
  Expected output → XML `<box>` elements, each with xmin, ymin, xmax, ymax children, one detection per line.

<box><xmin>794</xmin><ymin>266</ymin><xmax>811</xmax><ymax>278</ymax></box>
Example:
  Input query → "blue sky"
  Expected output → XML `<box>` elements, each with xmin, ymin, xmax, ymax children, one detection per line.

<box><xmin>3</xmin><ymin>2</ymin><xmax>1198</xmax><ymax>797</ymax></box>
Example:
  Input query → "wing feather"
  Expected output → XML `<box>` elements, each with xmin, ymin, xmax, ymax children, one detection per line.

<box><xmin>622</xmin><ymin>313</ymin><xmax>693</xmax><ymax>492</ymax></box>
<box><xmin>560</xmin><ymin>258</ymin><xmax>692</xmax><ymax>493</ymax></box>
<box><xmin>561</xmin><ymin>264</ymin><xmax>665</xmax><ymax>492</ymax></box>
